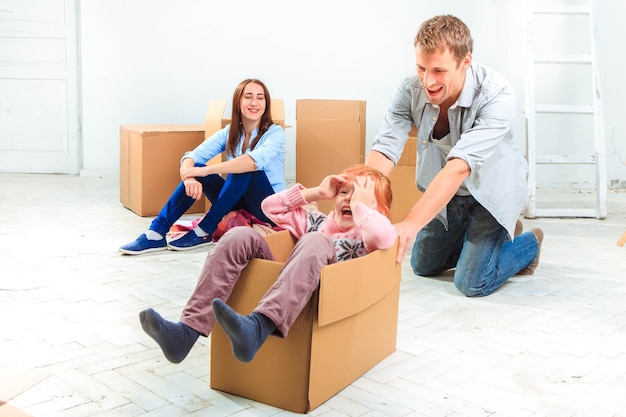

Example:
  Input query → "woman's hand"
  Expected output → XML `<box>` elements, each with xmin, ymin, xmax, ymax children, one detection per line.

<box><xmin>183</xmin><ymin>178</ymin><xmax>204</xmax><ymax>200</ymax></box>
<box><xmin>181</xmin><ymin>165</ymin><xmax>211</xmax><ymax>181</ymax></box>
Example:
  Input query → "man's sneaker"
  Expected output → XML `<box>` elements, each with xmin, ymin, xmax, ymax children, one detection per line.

<box><xmin>167</xmin><ymin>230</ymin><xmax>214</xmax><ymax>251</ymax></box>
<box><xmin>517</xmin><ymin>228</ymin><xmax>544</xmax><ymax>275</ymax></box>
<box><xmin>119</xmin><ymin>234</ymin><xmax>167</xmax><ymax>255</ymax></box>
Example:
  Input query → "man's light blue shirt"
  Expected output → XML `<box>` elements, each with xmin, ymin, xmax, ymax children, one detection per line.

<box><xmin>371</xmin><ymin>62</ymin><xmax>527</xmax><ymax>238</ymax></box>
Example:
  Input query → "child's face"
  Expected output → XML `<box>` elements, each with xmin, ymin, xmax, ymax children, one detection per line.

<box><xmin>333</xmin><ymin>176</ymin><xmax>378</xmax><ymax>230</ymax></box>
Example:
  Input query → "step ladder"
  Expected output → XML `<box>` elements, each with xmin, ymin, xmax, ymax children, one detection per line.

<box><xmin>523</xmin><ymin>0</ymin><xmax>607</xmax><ymax>219</ymax></box>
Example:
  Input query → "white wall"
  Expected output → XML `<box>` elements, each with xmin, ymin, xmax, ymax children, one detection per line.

<box><xmin>79</xmin><ymin>0</ymin><xmax>626</xmax><ymax>189</ymax></box>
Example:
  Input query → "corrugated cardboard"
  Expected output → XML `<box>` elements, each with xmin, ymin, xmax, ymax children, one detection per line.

<box><xmin>119</xmin><ymin>125</ymin><xmax>207</xmax><ymax>216</ymax></box>
<box><xmin>390</xmin><ymin>124</ymin><xmax>422</xmax><ymax>222</ymax></box>
<box><xmin>389</xmin><ymin>165</ymin><xmax>423</xmax><ymax>223</ymax></box>
<box><xmin>295</xmin><ymin>99</ymin><xmax>366</xmax><ymax>214</ymax></box>
<box><xmin>210</xmin><ymin>230</ymin><xmax>400</xmax><ymax>413</ymax></box>
<box><xmin>396</xmin><ymin>124</ymin><xmax>417</xmax><ymax>167</ymax></box>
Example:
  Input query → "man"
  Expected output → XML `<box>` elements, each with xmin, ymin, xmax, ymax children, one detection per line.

<box><xmin>366</xmin><ymin>14</ymin><xmax>543</xmax><ymax>297</ymax></box>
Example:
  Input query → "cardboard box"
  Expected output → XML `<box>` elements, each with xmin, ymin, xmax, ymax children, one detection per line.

<box><xmin>389</xmin><ymin>165</ymin><xmax>423</xmax><ymax>223</ymax></box>
<box><xmin>119</xmin><ymin>125</ymin><xmax>207</xmax><ymax>217</ymax></box>
<box><xmin>389</xmin><ymin>125</ymin><xmax>422</xmax><ymax>222</ymax></box>
<box><xmin>210</xmin><ymin>230</ymin><xmax>400</xmax><ymax>413</ymax></box>
<box><xmin>295</xmin><ymin>99</ymin><xmax>366</xmax><ymax>214</ymax></box>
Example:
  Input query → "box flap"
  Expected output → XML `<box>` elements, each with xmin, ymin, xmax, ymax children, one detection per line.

<box><xmin>317</xmin><ymin>241</ymin><xmax>400</xmax><ymax>327</ymax></box>
<box><xmin>204</xmin><ymin>99</ymin><xmax>228</xmax><ymax>138</ymax></box>
<box><xmin>296</xmin><ymin>99</ymin><xmax>365</xmax><ymax>121</ymax></box>
<box><xmin>119</xmin><ymin>125</ymin><xmax>204</xmax><ymax>134</ymax></box>
<box><xmin>262</xmin><ymin>230</ymin><xmax>296</xmax><ymax>263</ymax></box>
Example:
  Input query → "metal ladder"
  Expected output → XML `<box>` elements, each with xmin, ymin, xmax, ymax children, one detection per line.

<box><xmin>523</xmin><ymin>0</ymin><xmax>607</xmax><ymax>219</ymax></box>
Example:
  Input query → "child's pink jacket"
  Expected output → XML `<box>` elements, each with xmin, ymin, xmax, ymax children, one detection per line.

<box><xmin>261</xmin><ymin>184</ymin><xmax>397</xmax><ymax>262</ymax></box>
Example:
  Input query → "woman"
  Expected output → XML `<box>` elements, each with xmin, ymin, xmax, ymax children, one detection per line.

<box><xmin>120</xmin><ymin>79</ymin><xmax>285</xmax><ymax>255</ymax></box>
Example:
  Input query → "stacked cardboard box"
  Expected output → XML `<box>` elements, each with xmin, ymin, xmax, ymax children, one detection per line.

<box><xmin>210</xmin><ymin>230</ymin><xmax>401</xmax><ymax>413</ymax></box>
<box><xmin>119</xmin><ymin>125</ymin><xmax>207</xmax><ymax>216</ymax></box>
<box><xmin>295</xmin><ymin>99</ymin><xmax>366</xmax><ymax>214</ymax></box>
<box><xmin>388</xmin><ymin>124</ymin><xmax>423</xmax><ymax>222</ymax></box>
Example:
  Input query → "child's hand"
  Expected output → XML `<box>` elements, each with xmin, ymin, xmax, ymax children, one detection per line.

<box><xmin>350</xmin><ymin>176</ymin><xmax>377</xmax><ymax>210</ymax></box>
<box><xmin>316</xmin><ymin>174</ymin><xmax>347</xmax><ymax>200</ymax></box>
<box><xmin>318</xmin><ymin>174</ymin><xmax>347</xmax><ymax>200</ymax></box>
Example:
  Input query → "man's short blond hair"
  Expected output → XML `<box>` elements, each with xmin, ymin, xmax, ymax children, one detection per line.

<box><xmin>414</xmin><ymin>15</ymin><xmax>473</xmax><ymax>64</ymax></box>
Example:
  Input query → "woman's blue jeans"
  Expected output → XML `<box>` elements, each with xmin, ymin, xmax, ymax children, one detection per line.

<box><xmin>149</xmin><ymin>168</ymin><xmax>276</xmax><ymax>238</ymax></box>
<box><xmin>411</xmin><ymin>195</ymin><xmax>539</xmax><ymax>297</ymax></box>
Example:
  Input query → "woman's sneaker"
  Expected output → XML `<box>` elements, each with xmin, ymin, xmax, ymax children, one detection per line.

<box><xmin>119</xmin><ymin>234</ymin><xmax>167</xmax><ymax>255</ymax></box>
<box><xmin>167</xmin><ymin>230</ymin><xmax>214</xmax><ymax>251</ymax></box>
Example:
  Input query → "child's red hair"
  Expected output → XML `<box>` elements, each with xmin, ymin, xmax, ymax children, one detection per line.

<box><xmin>341</xmin><ymin>164</ymin><xmax>393</xmax><ymax>220</ymax></box>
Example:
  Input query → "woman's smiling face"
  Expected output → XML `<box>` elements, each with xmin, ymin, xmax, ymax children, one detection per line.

<box><xmin>239</xmin><ymin>82</ymin><xmax>266</xmax><ymax>124</ymax></box>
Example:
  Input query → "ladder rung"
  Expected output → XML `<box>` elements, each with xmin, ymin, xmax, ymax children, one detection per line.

<box><xmin>531</xmin><ymin>208</ymin><xmax>599</xmax><ymax>218</ymax></box>
<box><xmin>535</xmin><ymin>155</ymin><xmax>596</xmax><ymax>164</ymax></box>
<box><xmin>535</xmin><ymin>54</ymin><xmax>592</xmax><ymax>64</ymax></box>
<box><xmin>535</xmin><ymin>104</ymin><xmax>594</xmax><ymax>114</ymax></box>
<box><xmin>533</xmin><ymin>5</ymin><xmax>590</xmax><ymax>15</ymax></box>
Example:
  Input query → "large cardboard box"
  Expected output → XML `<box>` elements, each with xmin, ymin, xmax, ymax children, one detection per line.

<box><xmin>296</xmin><ymin>99</ymin><xmax>366</xmax><ymax>214</ymax></box>
<box><xmin>210</xmin><ymin>230</ymin><xmax>400</xmax><ymax>413</ymax></box>
<box><xmin>389</xmin><ymin>124</ymin><xmax>422</xmax><ymax>222</ymax></box>
<box><xmin>119</xmin><ymin>125</ymin><xmax>207</xmax><ymax>216</ymax></box>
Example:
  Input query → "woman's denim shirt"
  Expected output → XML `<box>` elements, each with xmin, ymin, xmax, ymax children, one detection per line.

<box><xmin>182</xmin><ymin>123</ymin><xmax>286</xmax><ymax>193</ymax></box>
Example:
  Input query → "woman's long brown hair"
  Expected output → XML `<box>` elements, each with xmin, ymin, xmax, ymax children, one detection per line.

<box><xmin>226</xmin><ymin>79</ymin><xmax>274</xmax><ymax>158</ymax></box>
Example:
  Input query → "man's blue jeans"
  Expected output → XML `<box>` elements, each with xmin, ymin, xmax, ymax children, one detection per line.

<box><xmin>149</xmin><ymin>168</ymin><xmax>276</xmax><ymax>238</ymax></box>
<box><xmin>411</xmin><ymin>195</ymin><xmax>539</xmax><ymax>297</ymax></box>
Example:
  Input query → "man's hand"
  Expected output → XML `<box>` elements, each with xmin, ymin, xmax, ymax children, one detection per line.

<box><xmin>393</xmin><ymin>220</ymin><xmax>420</xmax><ymax>264</ymax></box>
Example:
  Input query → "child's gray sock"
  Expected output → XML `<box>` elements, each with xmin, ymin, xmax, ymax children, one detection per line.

<box><xmin>139</xmin><ymin>308</ymin><xmax>199</xmax><ymax>363</ymax></box>
<box><xmin>212</xmin><ymin>298</ymin><xmax>276</xmax><ymax>362</ymax></box>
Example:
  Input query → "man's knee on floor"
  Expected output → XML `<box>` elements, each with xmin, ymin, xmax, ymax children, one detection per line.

<box><xmin>453</xmin><ymin>275</ymin><xmax>487</xmax><ymax>298</ymax></box>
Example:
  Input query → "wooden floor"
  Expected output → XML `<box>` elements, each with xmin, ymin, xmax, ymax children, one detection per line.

<box><xmin>1</xmin><ymin>173</ymin><xmax>626</xmax><ymax>417</ymax></box>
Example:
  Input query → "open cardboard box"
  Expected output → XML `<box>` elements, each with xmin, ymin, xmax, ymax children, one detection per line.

<box><xmin>210</xmin><ymin>230</ymin><xmax>401</xmax><ymax>413</ymax></box>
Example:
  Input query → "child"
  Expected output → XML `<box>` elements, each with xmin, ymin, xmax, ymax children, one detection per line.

<box><xmin>139</xmin><ymin>164</ymin><xmax>396</xmax><ymax>364</ymax></box>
